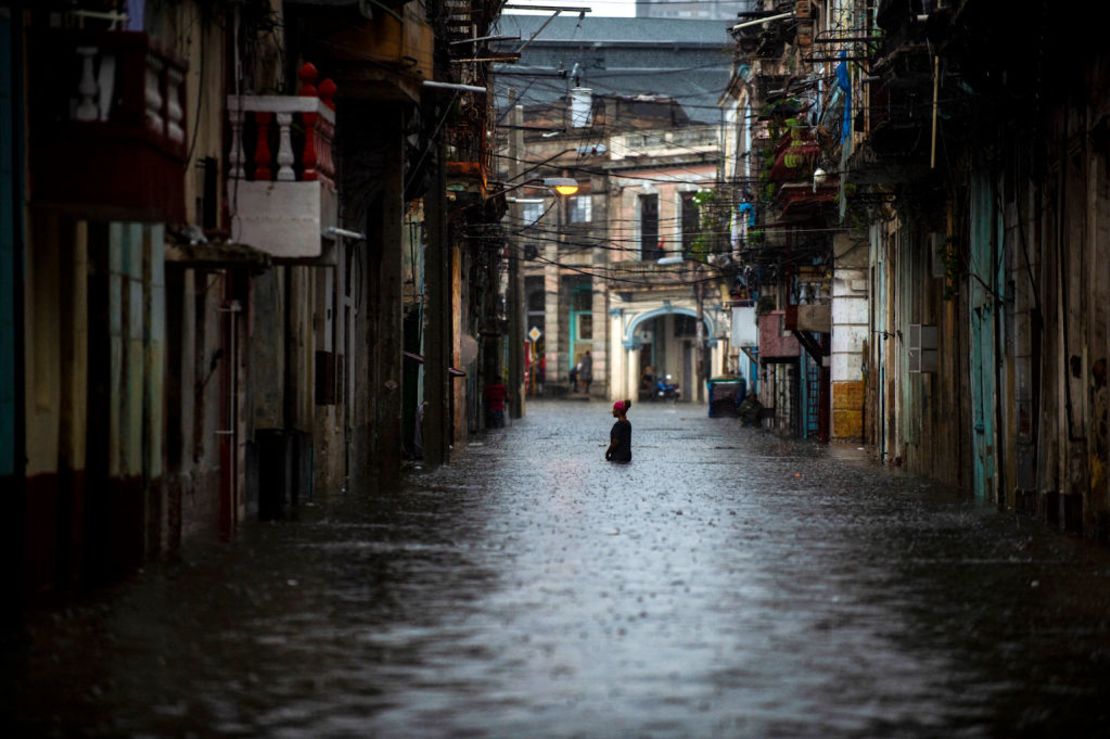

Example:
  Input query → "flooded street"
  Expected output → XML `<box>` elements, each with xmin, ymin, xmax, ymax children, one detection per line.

<box><xmin>7</xmin><ymin>400</ymin><xmax>1110</xmax><ymax>737</ymax></box>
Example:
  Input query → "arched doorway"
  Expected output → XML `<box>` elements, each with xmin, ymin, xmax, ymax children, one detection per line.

<box><xmin>623</xmin><ymin>306</ymin><xmax>716</xmax><ymax>403</ymax></box>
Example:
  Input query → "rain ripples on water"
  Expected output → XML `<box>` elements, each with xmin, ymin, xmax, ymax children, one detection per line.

<box><xmin>6</xmin><ymin>401</ymin><xmax>1110</xmax><ymax>736</ymax></box>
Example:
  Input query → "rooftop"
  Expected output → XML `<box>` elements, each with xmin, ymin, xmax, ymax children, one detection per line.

<box><xmin>493</xmin><ymin>16</ymin><xmax>733</xmax><ymax>120</ymax></box>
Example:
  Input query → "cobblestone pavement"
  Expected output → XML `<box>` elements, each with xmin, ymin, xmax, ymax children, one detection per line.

<box><xmin>6</xmin><ymin>400</ymin><xmax>1110</xmax><ymax>737</ymax></box>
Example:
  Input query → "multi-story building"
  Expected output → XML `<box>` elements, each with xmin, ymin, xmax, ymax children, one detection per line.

<box><xmin>501</xmin><ymin>90</ymin><xmax>728</xmax><ymax>402</ymax></box>
<box><xmin>494</xmin><ymin>14</ymin><xmax>734</xmax><ymax>403</ymax></box>
<box><xmin>719</xmin><ymin>0</ymin><xmax>846</xmax><ymax>441</ymax></box>
<box><xmin>636</xmin><ymin>0</ymin><xmax>755</xmax><ymax>21</ymax></box>
<box><xmin>2</xmin><ymin>0</ymin><xmax>506</xmax><ymax>598</ymax></box>
<box><xmin>493</xmin><ymin>14</ymin><xmax>733</xmax><ymax>117</ymax></box>
<box><xmin>723</xmin><ymin>0</ymin><xmax>1110</xmax><ymax>540</ymax></box>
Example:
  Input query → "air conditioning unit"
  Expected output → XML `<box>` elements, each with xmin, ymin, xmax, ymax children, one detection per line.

<box><xmin>907</xmin><ymin>323</ymin><xmax>938</xmax><ymax>373</ymax></box>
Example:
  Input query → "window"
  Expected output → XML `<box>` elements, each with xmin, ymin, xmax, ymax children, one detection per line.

<box><xmin>526</xmin><ymin>279</ymin><xmax>545</xmax><ymax>336</ymax></box>
<box><xmin>572</xmin><ymin>286</ymin><xmax>592</xmax><ymax>341</ymax></box>
<box><xmin>681</xmin><ymin>192</ymin><xmax>700</xmax><ymax>253</ymax></box>
<box><xmin>569</xmin><ymin>194</ymin><xmax>592</xmax><ymax>223</ymax></box>
<box><xmin>640</xmin><ymin>193</ymin><xmax>661</xmax><ymax>260</ymax></box>
<box><xmin>578</xmin><ymin>314</ymin><xmax>593</xmax><ymax>340</ymax></box>
<box><xmin>522</xmin><ymin>201</ymin><xmax>545</xmax><ymax>225</ymax></box>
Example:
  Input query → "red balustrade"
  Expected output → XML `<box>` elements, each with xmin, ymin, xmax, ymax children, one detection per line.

<box><xmin>228</xmin><ymin>63</ymin><xmax>336</xmax><ymax>184</ymax></box>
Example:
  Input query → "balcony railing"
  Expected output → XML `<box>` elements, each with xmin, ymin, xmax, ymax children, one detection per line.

<box><xmin>768</xmin><ymin>125</ymin><xmax>820</xmax><ymax>182</ymax></box>
<box><xmin>30</xmin><ymin>30</ymin><xmax>187</xmax><ymax>221</ymax></box>
<box><xmin>227</xmin><ymin>64</ymin><xmax>338</xmax><ymax>260</ymax></box>
<box><xmin>609</xmin><ymin>126</ymin><xmax>719</xmax><ymax>161</ymax></box>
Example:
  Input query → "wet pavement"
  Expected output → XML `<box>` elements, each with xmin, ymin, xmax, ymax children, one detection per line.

<box><xmin>6</xmin><ymin>400</ymin><xmax>1110</xmax><ymax>737</ymax></box>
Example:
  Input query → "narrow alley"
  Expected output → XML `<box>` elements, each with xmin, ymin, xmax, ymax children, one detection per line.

<box><xmin>6</xmin><ymin>402</ymin><xmax>1110</xmax><ymax>737</ymax></box>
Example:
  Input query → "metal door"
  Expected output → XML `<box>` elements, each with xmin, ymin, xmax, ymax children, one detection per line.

<box><xmin>969</xmin><ymin>172</ymin><xmax>998</xmax><ymax>503</ymax></box>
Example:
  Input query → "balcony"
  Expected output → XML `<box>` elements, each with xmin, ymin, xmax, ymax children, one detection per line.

<box><xmin>773</xmin><ymin>182</ymin><xmax>838</xmax><ymax>221</ymax></box>
<box><xmin>768</xmin><ymin>125</ymin><xmax>821</xmax><ymax>182</ymax></box>
<box><xmin>446</xmin><ymin>117</ymin><xmax>491</xmax><ymax>202</ymax></box>
<box><xmin>609</xmin><ymin>126</ymin><xmax>719</xmax><ymax>161</ymax></box>
<box><xmin>757</xmin><ymin>310</ymin><xmax>801</xmax><ymax>360</ymax></box>
<box><xmin>227</xmin><ymin>65</ymin><xmax>337</xmax><ymax>260</ymax></box>
<box><xmin>784</xmin><ymin>303</ymin><xmax>831</xmax><ymax>333</ymax></box>
<box><xmin>30</xmin><ymin>30</ymin><xmax>187</xmax><ymax>221</ymax></box>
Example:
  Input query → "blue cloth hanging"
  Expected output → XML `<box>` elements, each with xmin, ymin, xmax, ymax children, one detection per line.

<box><xmin>738</xmin><ymin>201</ymin><xmax>756</xmax><ymax>228</ymax></box>
<box><xmin>837</xmin><ymin>50</ymin><xmax>852</xmax><ymax>145</ymax></box>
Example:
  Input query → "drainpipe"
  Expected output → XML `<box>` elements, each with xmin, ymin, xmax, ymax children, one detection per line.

<box><xmin>9</xmin><ymin>9</ymin><xmax>27</xmax><ymax>613</ymax></box>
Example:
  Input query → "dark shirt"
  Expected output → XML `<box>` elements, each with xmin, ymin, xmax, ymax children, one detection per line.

<box><xmin>608</xmin><ymin>419</ymin><xmax>632</xmax><ymax>463</ymax></box>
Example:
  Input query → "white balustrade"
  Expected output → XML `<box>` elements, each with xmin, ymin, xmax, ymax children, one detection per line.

<box><xmin>225</xmin><ymin>95</ymin><xmax>336</xmax><ymax>184</ymax></box>
<box><xmin>95</xmin><ymin>53</ymin><xmax>116</xmax><ymax>122</ymax></box>
<box><xmin>68</xmin><ymin>35</ymin><xmax>182</xmax><ymax>149</ymax></box>
<box><xmin>144</xmin><ymin>55</ymin><xmax>164</xmax><ymax>134</ymax></box>
<box><xmin>226</xmin><ymin>75</ymin><xmax>338</xmax><ymax>259</ymax></box>
<box><xmin>228</xmin><ymin>107</ymin><xmax>246</xmax><ymax>179</ymax></box>
<box><xmin>75</xmin><ymin>46</ymin><xmax>100</xmax><ymax>121</ymax></box>
<box><xmin>275</xmin><ymin>112</ymin><xmax>295</xmax><ymax>181</ymax></box>
<box><xmin>166</xmin><ymin>67</ymin><xmax>185</xmax><ymax>144</ymax></box>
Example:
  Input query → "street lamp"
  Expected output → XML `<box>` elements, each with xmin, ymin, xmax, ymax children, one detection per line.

<box><xmin>492</xmin><ymin>176</ymin><xmax>578</xmax><ymax>200</ymax></box>
<box><xmin>505</xmin><ymin>176</ymin><xmax>580</xmax><ymax>415</ymax></box>
<box><xmin>546</xmin><ymin>177</ymin><xmax>579</xmax><ymax>196</ymax></box>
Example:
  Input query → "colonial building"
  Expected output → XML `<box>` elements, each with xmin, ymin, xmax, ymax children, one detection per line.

<box><xmin>719</xmin><ymin>0</ymin><xmax>842</xmax><ymax>441</ymax></box>
<box><xmin>722</xmin><ymin>0</ymin><xmax>1110</xmax><ymax>539</ymax></box>
<box><xmin>494</xmin><ymin>15</ymin><xmax>734</xmax><ymax>403</ymax></box>
<box><xmin>501</xmin><ymin>91</ymin><xmax>727</xmax><ymax>402</ymax></box>
<box><xmin>3</xmin><ymin>0</ymin><xmax>506</xmax><ymax>598</ymax></box>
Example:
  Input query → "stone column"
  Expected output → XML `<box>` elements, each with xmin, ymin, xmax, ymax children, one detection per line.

<box><xmin>609</xmin><ymin>312</ymin><xmax>625</xmax><ymax>400</ymax></box>
<box><xmin>543</xmin><ymin>257</ymin><xmax>560</xmax><ymax>388</ymax></box>
<box><xmin>831</xmin><ymin>232</ymin><xmax>868</xmax><ymax>440</ymax></box>
<box><xmin>626</xmin><ymin>346</ymin><xmax>640</xmax><ymax>405</ymax></box>
<box><xmin>591</xmin><ymin>282</ymin><xmax>608</xmax><ymax>397</ymax></box>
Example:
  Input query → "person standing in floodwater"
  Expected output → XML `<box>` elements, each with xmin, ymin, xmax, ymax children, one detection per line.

<box><xmin>606</xmin><ymin>400</ymin><xmax>632</xmax><ymax>463</ymax></box>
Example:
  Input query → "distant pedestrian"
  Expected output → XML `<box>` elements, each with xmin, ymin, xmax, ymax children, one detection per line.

<box><xmin>605</xmin><ymin>399</ymin><xmax>632</xmax><ymax>463</ymax></box>
<box><xmin>483</xmin><ymin>382</ymin><xmax>507</xmax><ymax>428</ymax></box>
<box><xmin>569</xmin><ymin>362</ymin><xmax>578</xmax><ymax>393</ymax></box>
<box><xmin>580</xmin><ymin>350</ymin><xmax>593</xmax><ymax>394</ymax></box>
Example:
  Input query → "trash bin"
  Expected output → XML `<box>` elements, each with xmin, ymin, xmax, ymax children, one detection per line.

<box><xmin>707</xmin><ymin>378</ymin><xmax>747</xmax><ymax>418</ymax></box>
<box><xmin>256</xmin><ymin>429</ymin><xmax>293</xmax><ymax>521</ymax></box>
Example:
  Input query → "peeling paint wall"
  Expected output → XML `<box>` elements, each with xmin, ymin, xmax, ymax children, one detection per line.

<box><xmin>831</xmin><ymin>233</ymin><xmax>867</xmax><ymax>440</ymax></box>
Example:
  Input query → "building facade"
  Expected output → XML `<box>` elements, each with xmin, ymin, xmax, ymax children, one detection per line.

<box><xmin>722</xmin><ymin>0</ymin><xmax>1110</xmax><ymax>539</ymax></box>
<box><xmin>4</xmin><ymin>0</ymin><xmax>506</xmax><ymax>598</ymax></box>
<box><xmin>503</xmin><ymin>90</ymin><xmax>727</xmax><ymax>402</ymax></box>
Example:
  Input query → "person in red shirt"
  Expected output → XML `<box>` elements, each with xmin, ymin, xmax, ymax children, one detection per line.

<box><xmin>484</xmin><ymin>383</ymin><xmax>507</xmax><ymax>428</ymax></box>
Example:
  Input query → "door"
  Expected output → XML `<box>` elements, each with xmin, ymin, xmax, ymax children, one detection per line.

<box><xmin>969</xmin><ymin>172</ymin><xmax>998</xmax><ymax>503</ymax></box>
<box><xmin>568</xmin><ymin>285</ymin><xmax>592</xmax><ymax>375</ymax></box>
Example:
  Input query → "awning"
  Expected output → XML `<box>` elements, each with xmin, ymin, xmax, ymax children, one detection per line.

<box><xmin>165</xmin><ymin>240</ymin><xmax>271</xmax><ymax>270</ymax></box>
<box><xmin>403</xmin><ymin>351</ymin><xmax>467</xmax><ymax>378</ymax></box>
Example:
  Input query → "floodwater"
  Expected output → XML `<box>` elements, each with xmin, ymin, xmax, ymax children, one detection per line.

<box><xmin>6</xmin><ymin>400</ymin><xmax>1110</xmax><ymax>737</ymax></box>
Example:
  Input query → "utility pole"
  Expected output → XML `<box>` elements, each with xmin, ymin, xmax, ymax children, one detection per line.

<box><xmin>695</xmin><ymin>264</ymin><xmax>706</xmax><ymax>403</ymax></box>
<box><xmin>423</xmin><ymin>92</ymin><xmax>450</xmax><ymax>467</ymax></box>
<box><xmin>508</xmin><ymin>92</ymin><xmax>525</xmax><ymax>419</ymax></box>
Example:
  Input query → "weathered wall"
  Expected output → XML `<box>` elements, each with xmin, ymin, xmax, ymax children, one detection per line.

<box><xmin>165</xmin><ymin>268</ymin><xmax>226</xmax><ymax>548</ymax></box>
<box><xmin>831</xmin><ymin>233</ymin><xmax>867</xmax><ymax>440</ymax></box>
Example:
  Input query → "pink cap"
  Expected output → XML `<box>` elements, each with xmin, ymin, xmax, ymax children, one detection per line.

<box><xmin>613</xmin><ymin>401</ymin><xmax>625</xmax><ymax>412</ymax></box>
